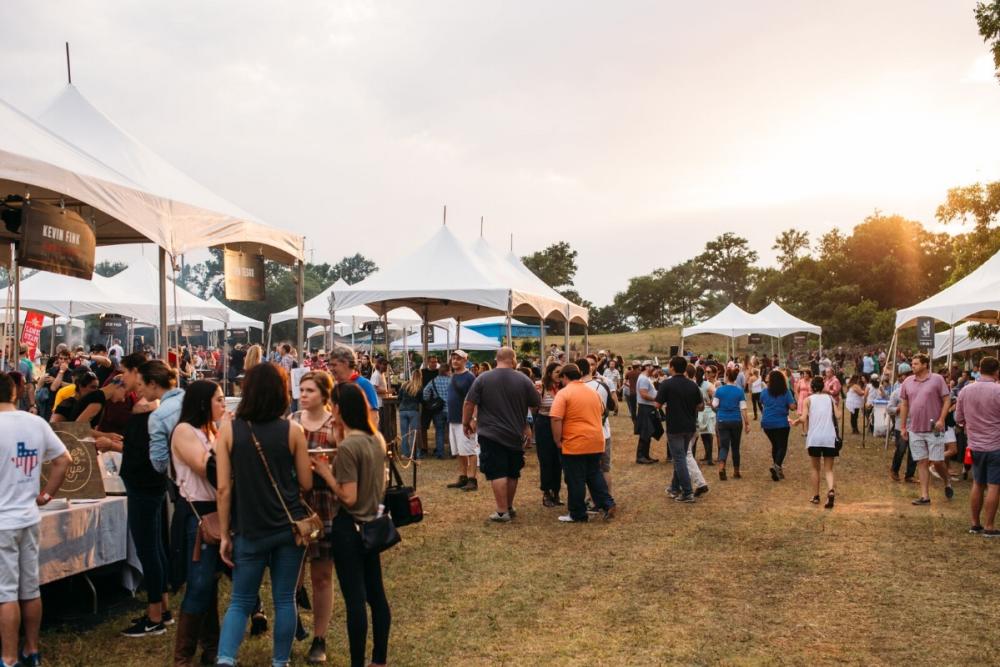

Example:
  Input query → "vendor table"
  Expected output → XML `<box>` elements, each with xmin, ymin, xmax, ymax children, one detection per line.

<box><xmin>39</xmin><ymin>497</ymin><xmax>142</xmax><ymax>610</ymax></box>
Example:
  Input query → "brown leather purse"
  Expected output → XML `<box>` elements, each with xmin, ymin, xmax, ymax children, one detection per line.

<box><xmin>190</xmin><ymin>505</ymin><xmax>222</xmax><ymax>562</ymax></box>
<box><xmin>247</xmin><ymin>422</ymin><xmax>323</xmax><ymax>547</ymax></box>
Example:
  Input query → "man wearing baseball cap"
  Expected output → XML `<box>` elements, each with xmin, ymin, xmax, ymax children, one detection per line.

<box><xmin>446</xmin><ymin>350</ymin><xmax>480</xmax><ymax>491</ymax></box>
<box><xmin>635</xmin><ymin>360</ymin><xmax>662</xmax><ymax>464</ymax></box>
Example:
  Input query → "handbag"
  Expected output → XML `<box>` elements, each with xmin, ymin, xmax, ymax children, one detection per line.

<box><xmin>357</xmin><ymin>514</ymin><xmax>401</xmax><ymax>554</ymax></box>
<box><xmin>831</xmin><ymin>396</ymin><xmax>843</xmax><ymax>451</ymax></box>
<box><xmin>189</xmin><ymin>501</ymin><xmax>222</xmax><ymax>563</ymax></box>
<box><xmin>384</xmin><ymin>449</ymin><xmax>423</xmax><ymax>527</ymax></box>
<box><xmin>423</xmin><ymin>381</ymin><xmax>445</xmax><ymax>416</ymax></box>
<box><xmin>247</xmin><ymin>422</ymin><xmax>324</xmax><ymax>547</ymax></box>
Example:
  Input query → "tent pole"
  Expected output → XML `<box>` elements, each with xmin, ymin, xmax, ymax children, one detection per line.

<box><xmin>946</xmin><ymin>324</ymin><xmax>956</xmax><ymax>376</ymax></box>
<box><xmin>540</xmin><ymin>318</ymin><xmax>546</xmax><ymax>361</ymax></box>
<box><xmin>383</xmin><ymin>307</ymin><xmax>389</xmax><ymax>360</ymax></box>
<box><xmin>402</xmin><ymin>326</ymin><xmax>409</xmax><ymax>380</ymax></box>
<box><xmin>679</xmin><ymin>335</ymin><xmax>684</xmax><ymax>358</ymax></box>
<box><xmin>456</xmin><ymin>317</ymin><xmax>462</xmax><ymax>351</ymax></box>
<box><xmin>48</xmin><ymin>316</ymin><xmax>55</xmax><ymax>358</ymax></box>
<box><xmin>884</xmin><ymin>328</ymin><xmax>899</xmax><ymax>451</ymax></box>
<box><xmin>13</xmin><ymin>260</ymin><xmax>20</xmax><ymax>351</ymax></box>
<box><xmin>584</xmin><ymin>326</ymin><xmax>590</xmax><ymax>355</ymax></box>
<box><xmin>158</xmin><ymin>247</ymin><xmax>168</xmax><ymax>360</ymax></box>
<box><xmin>296</xmin><ymin>260</ymin><xmax>305</xmax><ymax>358</ymax></box>
<box><xmin>421</xmin><ymin>305</ymin><xmax>429</xmax><ymax>364</ymax></box>
<box><xmin>563</xmin><ymin>305</ymin><xmax>570</xmax><ymax>358</ymax></box>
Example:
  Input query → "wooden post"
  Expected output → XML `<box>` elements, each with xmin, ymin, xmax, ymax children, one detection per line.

<box><xmin>158</xmin><ymin>247</ymin><xmax>168</xmax><ymax>360</ymax></box>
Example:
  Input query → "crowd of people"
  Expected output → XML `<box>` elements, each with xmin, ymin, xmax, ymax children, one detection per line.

<box><xmin>2</xmin><ymin>334</ymin><xmax>999</xmax><ymax>667</ymax></box>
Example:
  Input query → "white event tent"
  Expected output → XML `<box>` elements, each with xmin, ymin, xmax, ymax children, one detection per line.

<box><xmin>681</xmin><ymin>302</ymin><xmax>822</xmax><ymax>358</ymax></box>
<box><xmin>0</xmin><ymin>83</ymin><xmax>305</xmax><ymax>359</ymax></box>
<box><xmin>390</xmin><ymin>321</ymin><xmax>500</xmax><ymax>352</ymax></box>
<box><xmin>334</xmin><ymin>223</ymin><xmax>588</xmax><ymax>360</ymax></box>
<box><xmin>932</xmin><ymin>323</ymin><xmax>998</xmax><ymax>359</ymax></box>
<box><xmin>893</xmin><ymin>248</ymin><xmax>1000</xmax><ymax>371</ymax></box>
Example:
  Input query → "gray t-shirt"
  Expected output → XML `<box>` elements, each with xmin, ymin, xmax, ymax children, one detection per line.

<box><xmin>636</xmin><ymin>373</ymin><xmax>657</xmax><ymax>406</ymax></box>
<box><xmin>465</xmin><ymin>368</ymin><xmax>540</xmax><ymax>449</ymax></box>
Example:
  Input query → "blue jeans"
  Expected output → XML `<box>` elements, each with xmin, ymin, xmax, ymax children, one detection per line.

<box><xmin>399</xmin><ymin>410</ymin><xmax>420</xmax><ymax>458</ymax></box>
<box><xmin>667</xmin><ymin>433</ymin><xmax>693</xmax><ymax>496</ymax></box>
<box><xmin>717</xmin><ymin>421</ymin><xmax>743</xmax><ymax>468</ymax></box>
<box><xmin>124</xmin><ymin>483</ymin><xmax>168</xmax><ymax>605</ymax></box>
<box><xmin>180</xmin><ymin>510</ymin><xmax>220</xmax><ymax>614</ymax></box>
<box><xmin>431</xmin><ymin>411</ymin><xmax>448</xmax><ymax>457</ymax></box>
<box><xmin>216</xmin><ymin>529</ymin><xmax>305</xmax><ymax>667</ymax></box>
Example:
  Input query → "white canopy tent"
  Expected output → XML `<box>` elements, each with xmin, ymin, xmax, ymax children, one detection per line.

<box><xmin>932</xmin><ymin>323</ymin><xmax>998</xmax><ymax>359</ymax></box>
<box><xmin>681</xmin><ymin>302</ymin><xmax>822</xmax><ymax>359</ymax></box>
<box><xmin>390</xmin><ymin>321</ymin><xmax>500</xmax><ymax>352</ymax></box>
<box><xmin>335</xmin><ymin>223</ymin><xmax>589</xmax><ymax>362</ymax></box>
<box><xmin>98</xmin><ymin>259</ymin><xmax>229</xmax><ymax>325</ymax></box>
<box><xmin>0</xmin><ymin>84</ymin><xmax>305</xmax><ymax>361</ymax></box>
<box><xmin>892</xmin><ymin>248</ymin><xmax>1000</xmax><ymax>376</ymax></box>
<box><xmin>205</xmin><ymin>298</ymin><xmax>263</xmax><ymax>332</ymax></box>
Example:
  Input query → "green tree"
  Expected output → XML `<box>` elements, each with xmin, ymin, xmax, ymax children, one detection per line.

<box><xmin>695</xmin><ymin>233</ymin><xmax>759</xmax><ymax>307</ymax></box>
<box><xmin>329</xmin><ymin>253</ymin><xmax>378</xmax><ymax>285</ymax></box>
<box><xmin>976</xmin><ymin>1</ymin><xmax>1000</xmax><ymax>82</ymax></box>
<box><xmin>94</xmin><ymin>260</ymin><xmax>127</xmax><ymax>277</ymax></box>
<box><xmin>936</xmin><ymin>181</ymin><xmax>1000</xmax><ymax>280</ymax></box>
<box><xmin>772</xmin><ymin>229</ymin><xmax>810</xmax><ymax>270</ymax></box>
<box><xmin>588</xmin><ymin>303</ymin><xmax>632</xmax><ymax>334</ymax></box>
<box><xmin>522</xmin><ymin>242</ymin><xmax>578</xmax><ymax>290</ymax></box>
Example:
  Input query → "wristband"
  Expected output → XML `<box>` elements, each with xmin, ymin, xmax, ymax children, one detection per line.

<box><xmin>40</xmin><ymin>492</ymin><xmax>52</xmax><ymax>502</ymax></box>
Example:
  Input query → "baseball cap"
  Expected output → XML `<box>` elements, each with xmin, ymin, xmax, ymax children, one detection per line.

<box><xmin>642</xmin><ymin>360</ymin><xmax>653</xmax><ymax>367</ymax></box>
<box><xmin>897</xmin><ymin>363</ymin><xmax>912</xmax><ymax>374</ymax></box>
<box><xmin>452</xmin><ymin>349</ymin><xmax>469</xmax><ymax>359</ymax></box>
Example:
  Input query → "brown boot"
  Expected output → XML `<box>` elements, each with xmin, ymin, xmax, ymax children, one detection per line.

<box><xmin>198</xmin><ymin>603</ymin><xmax>219</xmax><ymax>665</ymax></box>
<box><xmin>173</xmin><ymin>611</ymin><xmax>203</xmax><ymax>667</ymax></box>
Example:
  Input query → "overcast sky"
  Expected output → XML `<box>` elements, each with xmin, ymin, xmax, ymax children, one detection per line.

<box><xmin>2</xmin><ymin>1</ymin><xmax>999</xmax><ymax>306</ymax></box>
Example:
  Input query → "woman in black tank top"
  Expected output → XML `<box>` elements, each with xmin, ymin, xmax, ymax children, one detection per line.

<box><xmin>214</xmin><ymin>364</ymin><xmax>312</xmax><ymax>667</ymax></box>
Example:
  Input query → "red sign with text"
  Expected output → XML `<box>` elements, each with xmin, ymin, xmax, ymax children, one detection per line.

<box><xmin>21</xmin><ymin>311</ymin><xmax>44</xmax><ymax>359</ymax></box>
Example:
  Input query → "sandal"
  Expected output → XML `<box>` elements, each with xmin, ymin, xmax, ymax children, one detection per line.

<box><xmin>824</xmin><ymin>489</ymin><xmax>835</xmax><ymax>510</ymax></box>
<box><xmin>810</xmin><ymin>495</ymin><xmax>820</xmax><ymax>504</ymax></box>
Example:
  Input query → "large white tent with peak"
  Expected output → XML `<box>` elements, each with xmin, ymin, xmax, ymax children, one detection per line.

<box><xmin>681</xmin><ymin>302</ymin><xmax>822</xmax><ymax>358</ymax></box>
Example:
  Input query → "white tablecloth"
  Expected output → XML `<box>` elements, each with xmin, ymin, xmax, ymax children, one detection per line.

<box><xmin>38</xmin><ymin>497</ymin><xmax>142</xmax><ymax>591</ymax></box>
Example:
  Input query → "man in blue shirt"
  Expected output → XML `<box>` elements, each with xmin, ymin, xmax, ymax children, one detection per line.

<box><xmin>327</xmin><ymin>345</ymin><xmax>379</xmax><ymax>424</ymax></box>
<box><xmin>445</xmin><ymin>350</ymin><xmax>479</xmax><ymax>491</ymax></box>
<box><xmin>423</xmin><ymin>363</ymin><xmax>451</xmax><ymax>459</ymax></box>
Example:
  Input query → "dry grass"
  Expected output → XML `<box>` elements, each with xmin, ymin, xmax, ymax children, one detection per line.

<box><xmin>41</xmin><ymin>415</ymin><xmax>1000</xmax><ymax>666</ymax></box>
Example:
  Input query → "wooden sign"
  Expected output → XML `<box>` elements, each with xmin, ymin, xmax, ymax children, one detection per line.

<box><xmin>41</xmin><ymin>423</ymin><xmax>106</xmax><ymax>500</ymax></box>
<box><xmin>223</xmin><ymin>250</ymin><xmax>266</xmax><ymax>301</ymax></box>
<box><xmin>19</xmin><ymin>201</ymin><xmax>96</xmax><ymax>280</ymax></box>
<box><xmin>180</xmin><ymin>320</ymin><xmax>204</xmax><ymax>337</ymax></box>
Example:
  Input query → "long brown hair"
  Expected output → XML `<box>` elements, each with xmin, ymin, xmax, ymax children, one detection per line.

<box><xmin>236</xmin><ymin>363</ymin><xmax>289</xmax><ymax>422</ymax></box>
<box><xmin>332</xmin><ymin>382</ymin><xmax>376</xmax><ymax>435</ymax></box>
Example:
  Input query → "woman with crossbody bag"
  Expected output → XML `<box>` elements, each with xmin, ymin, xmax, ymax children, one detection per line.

<box><xmin>310</xmin><ymin>382</ymin><xmax>391</xmax><ymax>667</ymax></box>
<box><xmin>792</xmin><ymin>375</ymin><xmax>842</xmax><ymax>509</ymax></box>
<box><xmin>170</xmin><ymin>380</ymin><xmax>226</xmax><ymax>666</ymax></box>
<box><xmin>215</xmin><ymin>363</ymin><xmax>314</xmax><ymax>667</ymax></box>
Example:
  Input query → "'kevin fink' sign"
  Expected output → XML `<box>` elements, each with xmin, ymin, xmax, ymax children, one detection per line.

<box><xmin>19</xmin><ymin>201</ymin><xmax>96</xmax><ymax>279</ymax></box>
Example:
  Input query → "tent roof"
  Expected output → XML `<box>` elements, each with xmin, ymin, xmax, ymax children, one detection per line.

<box><xmin>503</xmin><ymin>250</ymin><xmax>589</xmax><ymax>324</ymax></box>
<box><xmin>0</xmin><ymin>86</ymin><xmax>303</xmax><ymax>263</ymax></box>
<box><xmin>932</xmin><ymin>323</ymin><xmax>998</xmax><ymax>359</ymax></box>
<box><xmin>895</xmin><ymin>250</ymin><xmax>1000</xmax><ymax>328</ymax></box>
<box><xmin>682</xmin><ymin>303</ymin><xmax>762</xmax><ymax>338</ymax></box>
<box><xmin>390</xmin><ymin>321</ymin><xmax>500</xmax><ymax>352</ymax></box>
<box><xmin>270</xmin><ymin>278</ymin><xmax>421</xmax><ymax>328</ymax></box>
<box><xmin>335</xmin><ymin>226</ymin><xmax>589</xmax><ymax>323</ymax></box>
<box><xmin>98</xmin><ymin>259</ymin><xmax>229</xmax><ymax>323</ymax></box>
<box><xmin>755</xmin><ymin>302</ymin><xmax>822</xmax><ymax>336</ymax></box>
<box><xmin>2</xmin><ymin>269</ymin><xmax>134</xmax><ymax>318</ymax></box>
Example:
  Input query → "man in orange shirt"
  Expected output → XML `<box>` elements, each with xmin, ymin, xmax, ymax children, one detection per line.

<box><xmin>550</xmin><ymin>364</ymin><xmax>617</xmax><ymax>523</ymax></box>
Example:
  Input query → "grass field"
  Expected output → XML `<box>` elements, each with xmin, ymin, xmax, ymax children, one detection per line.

<box><xmin>40</xmin><ymin>414</ymin><xmax>1000</xmax><ymax>666</ymax></box>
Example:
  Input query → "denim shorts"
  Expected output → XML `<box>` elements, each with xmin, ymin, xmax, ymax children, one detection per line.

<box><xmin>971</xmin><ymin>449</ymin><xmax>1000</xmax><ymax>486</ymax></box>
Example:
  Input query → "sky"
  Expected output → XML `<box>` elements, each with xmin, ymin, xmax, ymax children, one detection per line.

<box><xmin>2</xmin><ymin>0</ymin><xmax>999</xmax><ymax>306</ymax></box>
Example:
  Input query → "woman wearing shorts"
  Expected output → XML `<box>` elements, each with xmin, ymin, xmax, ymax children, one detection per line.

<box><xmin>793</xmin><ymin>376</ymin><xmax>841</xmax><ymax>509</ymax></box>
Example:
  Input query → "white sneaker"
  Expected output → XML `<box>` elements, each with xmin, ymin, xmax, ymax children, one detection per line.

<box><xmin>488</xmin><ymin>511</ymin><xmax>511</xmax><ymax>523</ymax></box>
<box><xmin>558</xmin><ymin>514</ymin><xmax>583</xmax><ymax>523</ymax></box>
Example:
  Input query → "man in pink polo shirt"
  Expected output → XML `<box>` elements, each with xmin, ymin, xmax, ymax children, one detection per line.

<box><xmin>898</xmin><ymin>353</ymin><xmax>953</xmax><ymax>505</ymax></box>
<box><xmin>955</xmin><ymin>356</ymin><xmax>1000</xmax><ymax>536</ymax></box>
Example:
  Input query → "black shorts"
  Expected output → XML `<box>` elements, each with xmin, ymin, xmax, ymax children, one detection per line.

<box><xmin>478</xmin><ymin>435</ymin><xmax>526</xmax><ymax>481</ymax></box>
<box><xmin>971</xmin><ymin>449</ymin><xmax>1000</xmax><ymax>486</ymax></box>
<box><xmin>807</xmin><ymin>446</ymin><xmax>839</xmax><ymax>459</ymax></box>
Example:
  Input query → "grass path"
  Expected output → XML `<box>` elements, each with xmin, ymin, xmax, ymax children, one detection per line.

<box><xmin>42</xmin><ymin>414</ymin><xmax>1000</xmax><ymax>665</ymax></box>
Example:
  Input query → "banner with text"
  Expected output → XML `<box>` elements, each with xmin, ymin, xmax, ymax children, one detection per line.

<box><xmin>19</xmin><ymin>201</ymin><xmax>96</xmax><ymax>279</ymax></box>
<box><xmin>20</xmin><ymin>311</ymin><xmax>44</xmax><ymax>358</ymax></box>
<box><xmin>916</xmin><ymin>317</ymin><xmax>935</xmax><ymax>349</ymax></box>
<box><xmin>223</xmin><ymin>250</ymin><xmax>266</xmax><ymax>301</ymax></box>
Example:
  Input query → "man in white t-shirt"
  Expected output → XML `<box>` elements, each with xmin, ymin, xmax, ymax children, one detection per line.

<box><xmin>0</xmin><ymin>373</ymin><xmax>71</xmax><ymax>667</ymax></box>
<box><xmin>109</xmin><ymin>338</ymin><xmax>125</xmax><ymax>363</ymax></box>
<box><xmin>370</xmin><ymin>357</ymin><xmax>389</xmax><ymax>410</ymax></box>
<box><xmin>635</xmin><ymin>361</ymin><xmax>661</xmax><ymax>464</ymax></box>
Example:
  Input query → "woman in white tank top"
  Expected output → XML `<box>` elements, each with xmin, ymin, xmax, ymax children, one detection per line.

<box><xmin>792</xmin><ymin>375</ymin><xmax>842</xmax><ymax>509</ymax></box>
